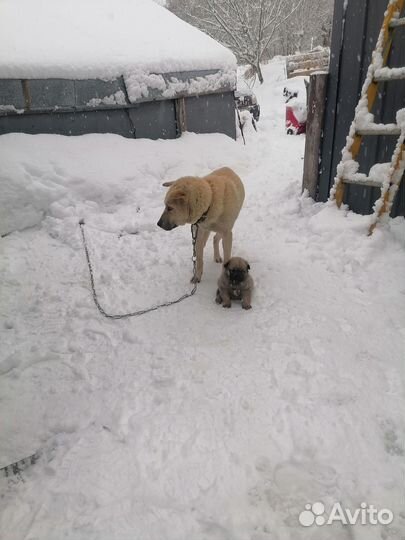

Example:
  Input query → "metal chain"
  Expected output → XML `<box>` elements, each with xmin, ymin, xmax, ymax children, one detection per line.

<box><xmin>236</xmin><ymin>108</ymin><xmax>246</xmax><ymax>146</ymax></box>
<box><xmin>1</xmin><ymin>450</ymin><xmax>41</xmax><ymax>478</ymax></box>
<box><xmin>1</xmin><ymin>224</ymin><xmax>198</xmax><ymax>478</ymax></box>
<box><xmin>79</xmin><ymin>220</ymin><xmax>198</xmax><ymax>319</ymax></box>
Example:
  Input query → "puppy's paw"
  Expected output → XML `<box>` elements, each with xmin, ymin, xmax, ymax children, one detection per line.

<box><xmin>222</xmin><ymin>302</ymin><xmax>231</xmax><ymax>308</ymax></box>
<box><xmin>191</xmin><ymin>275</ymin><xmax>201</xmax><ymax>284</ymax></box>
<box><xmin>214</xmin><ymin>256</ymin><xmax>223</xmax><ymax>263</ymax></box>
<box><xmin>242</xmin><ymin>303</ymin><xmax>252</xmax><ymax>310</ymax></box>
<box><xmin>215</xmin><ymin>297</ymin><xmax>222</xmax><ymax>304</ymax></box>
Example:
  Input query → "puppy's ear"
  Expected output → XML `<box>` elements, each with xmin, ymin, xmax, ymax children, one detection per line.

<box><xmin>162</xmin><ymin>181</ymin><xmax>175</xmax><ymax>187</ymax></box>
<box><xmin>224</xmin><ymin>261</ymin><xmax>230</xmax><ymax>269</ymax></box>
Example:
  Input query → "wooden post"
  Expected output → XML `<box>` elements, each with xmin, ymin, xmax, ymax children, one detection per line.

<box><xmin>21</xmin><ymin>80</ymin><xmax>31</xmax><ymax>110</ymax></box>
<box><xmin>302</xmin><ymin>73</ymin><xmax>328</xmax><ymax>199</ymax></box>
<box><xmin>175</xmin><ymin>97</ymin><xmax>187</xmax><ymax>136</ymax></box>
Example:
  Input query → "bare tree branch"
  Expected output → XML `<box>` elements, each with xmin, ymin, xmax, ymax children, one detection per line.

<box><xmin>167</xmin><ymin>0</ymin><xmax>334</xmax><ymax>82</ymax></box>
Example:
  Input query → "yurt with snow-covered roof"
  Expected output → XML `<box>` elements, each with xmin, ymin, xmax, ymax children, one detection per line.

<box><xmin>0</xmin><ymin>0</ymin><xmax>237</xmax><ymax>139</ymax></box>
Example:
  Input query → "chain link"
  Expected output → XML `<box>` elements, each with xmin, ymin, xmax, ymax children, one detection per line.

<box><xmin>1</xmin><ymin>450</ymin><xmax>41</xmax><ymax>478</ymax></box>
<box><xmin>0</xmin><ymin>224</ymin><xmax>198</xmax><ymax>477</ymax></box>
<box><xmin>79</xmin><ymin>220</ymin><xmax>198</xmax><ymax>319</ymax></box>
<box><xmin>0</xmin><ymin>224</ymin><xmax>198</xmax><ymax>476</ymax></box>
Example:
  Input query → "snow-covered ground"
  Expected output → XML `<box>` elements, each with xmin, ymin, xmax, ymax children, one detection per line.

<box><xmin>1</xmin><ymin>61</ymin><xmax>405</xmax><ymax>540</ymax></box>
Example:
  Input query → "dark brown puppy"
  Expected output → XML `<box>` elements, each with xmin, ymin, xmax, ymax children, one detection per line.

<box><xmin>216</xmin><ymin>257</ymin><xmax>253</xmax><ymax>310</ymax></box>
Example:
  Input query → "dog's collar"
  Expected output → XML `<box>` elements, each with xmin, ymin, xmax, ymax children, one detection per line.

<box><xmin>194</xmin><ymin>206</ymin><xmax>210</xmax><ymax>225</ymax></box>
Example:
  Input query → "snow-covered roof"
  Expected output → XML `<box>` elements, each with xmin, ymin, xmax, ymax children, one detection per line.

<box><xmin>0</xmin><ymin>0</ymin><xmax>236</xmax><ymax>80</ymax></box>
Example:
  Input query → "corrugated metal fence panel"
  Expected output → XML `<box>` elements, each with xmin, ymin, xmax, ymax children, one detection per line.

<box><xmin>0</xmin><ymin>71</ymin><xmax>237</xmax><ymax>140</ymax></box>
<box><xmin>318</xmin><ymin>0</ymin><xmax>405</xmax><ymax>217</ymax></box>
<box><xmin>0</xmin><ymin>109</ymin><xmax>135</xmax><ymax>136</ymax></box>
<box><xmin>0</xmin><ymin>80</ymin><xmax>25</xmax><ymax>109</ymax></box>
<box><xmin>317</xmin><ymin>0</ymin><xmax>345</xmax><ymax>202</ymax></box>
<box><xmin>342</xmin><ymin>1</ymin><xmax>384</xmax><ymax>215</ymax></box>
<box><xmin>128</xmin><ymin>100</ymin><xmax>176</xmax><ymax>140</ymax></box>
<box><xmin>75</xmin><ymin>78</ymin><xmax>127</xmax><ymax>107</ymax></box>
<box><xmin>185</xmin><ymin>93</ymin><xmax>236</xmax><ymax>139</ymax></box>
<box><xmin>0</xmin><ymin>95</ymin><xmax>237</xmax><ymax>140</ymax></box>
<box><xmin>28</xmin><ymin>79</ymin><xmax>76</xmax><ymax>109</ymax></box>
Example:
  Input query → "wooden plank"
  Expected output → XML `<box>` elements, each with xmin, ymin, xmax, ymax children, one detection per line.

<box><xmin>175</xmin><ymin>97</ymin><xmax>187</xmax><ymax>135</ymax></box>
<box><xmin>287</xmin><ymin>68</ymin><xmax>328</xmax><ymax>79</ymax></box>
<box><xmin>286</xmin><ymin>50</ymin><xmax>329</xmax><ymax>79</ymax></box>
<box><xmin>342</xmin><ymin>177</ymin><xmax>383</xmax><ymax>187</ymax></box>
<box><xmin>21</xmin><ymin>80</ymin><xmax>31</xmax><ymax>109</ymax></box>
<box><xmin>382</xmin><ymin>5</ymin><xmax>405</xmax><ymax>217</ymax></box>
<box><xmin>390</xmin><ymin>17</ymin><xmax>405</xmax><ymax>27</ymax></box>
<box><xmin>356</xmin><ymin>125</ymin><xmax>400</xmax><ymax>135</ymax></box>
<box><xmin>374</xmin><ymin>68</ymin><xmax>405</xmax><ymax>81</ymax></box>
<box><xmin>302</xmin><ymin>73</ymin><xmax>328</xmax><ymax>199</ymax></box>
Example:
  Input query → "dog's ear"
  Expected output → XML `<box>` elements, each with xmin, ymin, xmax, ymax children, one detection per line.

<box><xmin>224</xmin><ymin>261</ymin><xmax>230</xmax><ymax>269</ymax></box>
<box><xmin>172</xmin><ymin>190</ymin><xmax>186</xmax><ymax>202</ymax></box>
<box><xmin>162</xmin><ymin>181</ymin><xmax>175</xmax><ymax>187</ymax></box>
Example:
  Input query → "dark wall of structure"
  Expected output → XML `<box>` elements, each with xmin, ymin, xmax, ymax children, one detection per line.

<box><xmin>0</xmin><ymin>75</ymin><xmax>236</xmax><ymax>140</ymax></box>
<box><xmin>0</xmin><ymin>109</ymin><xmax>135</xmax><ymax>137</ymax></box>
<box><xmin>0</xmin><ymin>93</ymin><xmax>235</xmax><ymax>140</ymax></box>
<box><xmin>318</xmin><ymin>0</ymin><xmax>405</xmax><ymax>217</ymax></box>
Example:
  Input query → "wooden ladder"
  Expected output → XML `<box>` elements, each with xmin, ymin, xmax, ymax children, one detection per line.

<box><xmin>329</xmin><ymin>0</ymin><xmax>405</xmax><ymax>235</ymax></box>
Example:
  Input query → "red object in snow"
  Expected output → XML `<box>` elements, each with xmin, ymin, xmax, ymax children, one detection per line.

<box><xmin>285</xmin><ymin>105</ymin><xmax>306</xmax><ymax>135</ymax></box>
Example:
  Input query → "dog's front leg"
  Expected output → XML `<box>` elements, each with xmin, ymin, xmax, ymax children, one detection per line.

<box><xmin>219</xmin><ymin>287</ymin><xmax>231</xmax><ymax>308</ymax></box>
<box><xmin>213</xmin><ymin>233</ymin><xmax>223</xmax><ymax>263</ymax></box>
<box><xmin>222</xmin><ymin>231</ymin><xmax>233</xmax><ymax>264</ymax></box>
<box><xmin>241</xmin><ymin>289</ymin><xmax>252</xmax><ymax>310</ymax></box>
<box><xmin>215</xmin><ymin>288</ymin><xmax>223</xmax><ymax>304</ymax></box>
<box><xmin>192</xmin><ymin>228</ymin><xmax>210</xmax><ymax>283</ymax></box>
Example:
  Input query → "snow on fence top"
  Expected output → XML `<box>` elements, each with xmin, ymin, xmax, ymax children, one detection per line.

<box><xmin>0</xmin><ymin>0</ymin><xmax>236</xmax><ymax>80</ymax></box>
<box><xmin>286</xmin><ymin>48</ymin><xmax>330</xmax><ymax>79</ymax></box>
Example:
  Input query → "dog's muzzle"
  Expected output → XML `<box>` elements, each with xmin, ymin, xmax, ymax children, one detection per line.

<box><xmin>157</xmin><ymin>218</ymin><xmax>177</xmax><ymax>231</ymax></box>
<box><xmin>229</xmin><ymin>269</ymin><xmax>245</xmax><ymax>285</ymax></box>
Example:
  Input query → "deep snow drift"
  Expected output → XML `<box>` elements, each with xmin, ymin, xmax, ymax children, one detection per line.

<box><xmin>1</xmin><ymin>61</ymin><xmax>405</xmax><ymax>540</ymax></box>
<box><xmin>0</xmin><ymin>0</ymin><xmax>235</xmax><ymax>79</ymax></box>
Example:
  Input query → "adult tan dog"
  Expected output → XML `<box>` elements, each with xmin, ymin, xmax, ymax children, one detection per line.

<box><xmin>157</xmin><ymin>167</ymin><xmax>245</xmax><ymax>282</ymax></box>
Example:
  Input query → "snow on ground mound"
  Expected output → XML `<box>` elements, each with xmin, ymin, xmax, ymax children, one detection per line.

<box><xmin>0</xmin><ymin>0</ymin><xmax>236</xmax><ymax>79</ymax></box>
<box><xmin>1</xmin><ymin>61</ymin><xmax>405</xmax><ymax>540</ymax></box>
<box><xmin>0</xmin><ymin>132</ymin><xmax>238</xmax><ymax>237</ymax></box>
